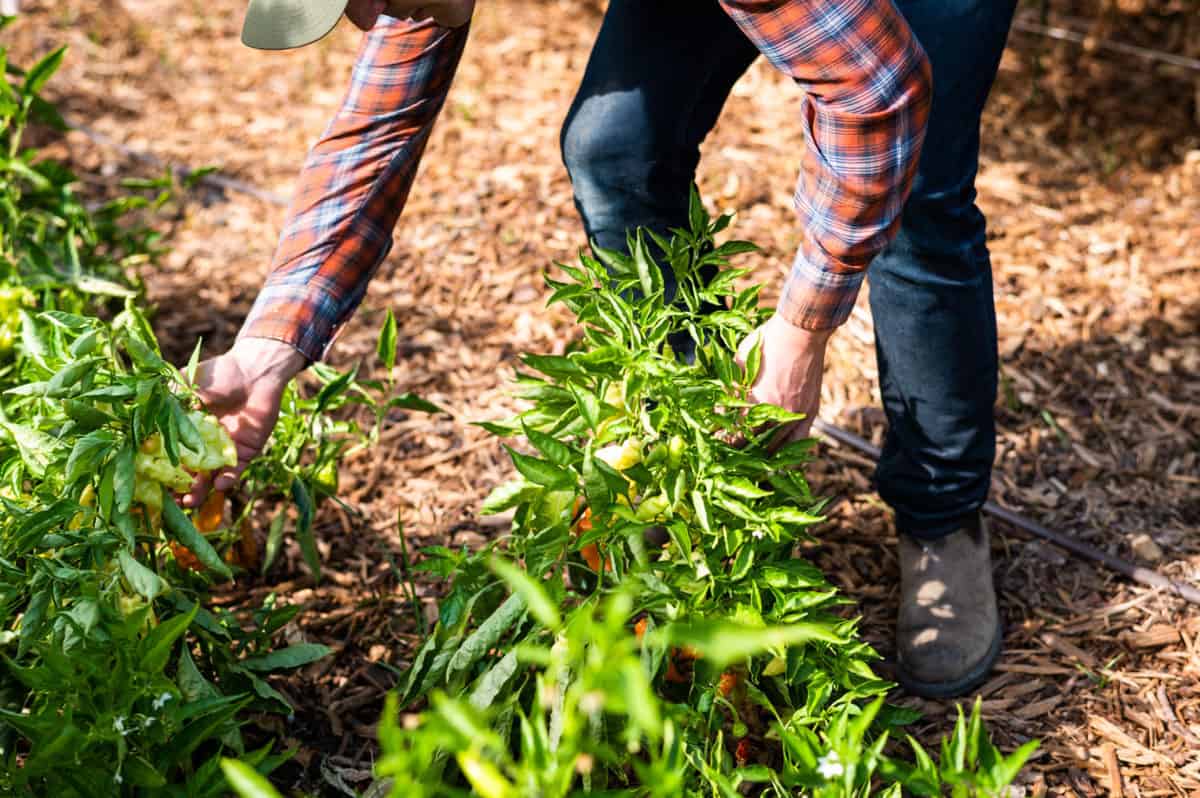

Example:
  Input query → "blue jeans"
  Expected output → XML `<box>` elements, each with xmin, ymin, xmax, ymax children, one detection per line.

<box><xmin>561</xmin><ymin>0</ymin><xmax>1016</xmax><ymax>540</ymax></box>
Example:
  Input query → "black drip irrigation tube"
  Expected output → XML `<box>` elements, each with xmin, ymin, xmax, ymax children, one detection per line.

<box><xmin>1010</xmin><ymin>16</ymin><xmax>1200</xmax><ymax>74</ymax></box>
<box><xmin>813</xmin><ymin>419</ymin><xmax>1200</xmax><ymax>606</ymax></box>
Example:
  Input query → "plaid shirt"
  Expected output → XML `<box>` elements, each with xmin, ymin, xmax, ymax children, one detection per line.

<box><xmin>241</xmin><ymin>3</ymin><xmax>930</xmax><ymax>361</ymax></box>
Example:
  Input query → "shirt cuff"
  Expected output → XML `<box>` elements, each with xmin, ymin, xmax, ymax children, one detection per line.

<box><xmin>237</xmin><ymin>285</ymin><xmax>339</xmax><ymax>363</ymax></box>
<box><xmin>775</xmin><ymin>246</ymin><xmax>866</xmax><ymax>331</ymax></box>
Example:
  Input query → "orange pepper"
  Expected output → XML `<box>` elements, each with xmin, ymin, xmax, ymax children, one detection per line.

<box><xmin>634</xmin><ymin>616</ymin><xmax>648</xmax><ymax>641</ymax></box>
<box><xmin>581</xmin><ymin>542</ymin><xmax>604</xmax><ymax>572</ymax></box>
<box><xmin>718</xmin><ymin>670</ymin><xmax>741</xmax><ymax>697</ymax></box>
<box><xmin>664</xmin><ymin>658</ymin><xmax>690</xmax><ymax>684</ymax></box>
<box><xmin>226</xmin><ymin>518</ymin><xmax>259</xmax><ymax>570</ymax></box>
<box><xmin>664</xmin><ymin>646</ymin><xmax>697</xmax><ymax>684</ymax></box>
<box><xmin>574</xmin><ymin>505</ymin><xmax>611</xmax><ymax>572</ymax></box>
<box><xmin>735</xmin><ymin>739</ymin><xmax>753</xmax><ymax>766</ymax></box>
<box><xmin>195</xmin><ymin>490</ymin><xmax>225</xmax><ymax>533</ymax></box>
<box><xmin>575</xmin><ymin>507</ymin><xmax>593</xmax><ymax>534</ymax></box>
<box><xmin>170</xmin><ymin>542</ymin><xmax>204</xmax><ymax>573</ymax></box>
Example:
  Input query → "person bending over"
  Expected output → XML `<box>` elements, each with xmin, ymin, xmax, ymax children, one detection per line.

<box><xmin>193</xmin><ymin>0</ymin><xmax>1010</xmax><ymax>698</ymax></box>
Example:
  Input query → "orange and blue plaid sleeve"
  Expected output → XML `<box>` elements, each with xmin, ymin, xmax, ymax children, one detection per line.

<box><xmin>719</xmin><ymin>0</ymin><xmax>932</xmax><ymax>330</ymax></box>
<box><xmin>238</xmin><ymin>17</ymin><xmax>469</xmax><ymax>361</ymax></box>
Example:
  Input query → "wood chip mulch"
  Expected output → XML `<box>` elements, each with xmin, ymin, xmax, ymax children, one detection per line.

<box><xmin>5</xmin><ymin>0</ymin><xmax>1198</xmax><ymax>794</ymax></box>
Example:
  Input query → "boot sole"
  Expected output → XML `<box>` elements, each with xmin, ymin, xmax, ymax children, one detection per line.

<box><xmin>897</xmin><ymin>622</ymin><xmax>1003</xmax><ymax>700</ymax></box>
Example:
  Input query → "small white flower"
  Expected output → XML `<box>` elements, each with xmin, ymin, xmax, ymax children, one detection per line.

<box><xmin>113</xmin><ymin>716</ymin><xmax>127</xmax><ymax>735</ymax></box>
<box><xmin>695</xmin><ymin>560</ymin><xmax>711</xmax><ymax>579</ymax></box>
<box><xmin>817</xmin><ymin>751</ymin><xmax>845</xmax><ymax>780</ymax></box>
<box><xmin>113</xmin><ymin>773</ymin><xmax>123</xmax><ymax>785</ymax></box>
<box><xmin>143</xmin><ymin>717</ymin><xmax>156</xmax><ymax>728</ymax></box>
<box><xmin>152</xmin><ymin>692</ymin><xmax>172</xmax><ymax>711</ymax></box>
<box><xmin>751</xmin><ymin>529</ymin><xmax>765</xmax><ymax>540</ymax></box>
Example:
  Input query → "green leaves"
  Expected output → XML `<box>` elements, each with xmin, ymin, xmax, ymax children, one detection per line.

<box><xmin>119</xmin><ymin>549</ymin><xmax>166</xmax><ymax>600</ymax></box>
<box><xmin>221</xmin><ymin>760</ymin><xmax>285</xmax><ymax>798</ymax></box>
<box><xmin>885</xmin><ymin>699</ymin><xmax>1040</xmax><ymax>796</ymax></box>
<box><xmin>521</xmin><ymin>353</ymin><xmax>587</xmax><ymax>380</ymax></box>
<box><xmin>388</xmin><ymin>392</ymin><xmax>443</xmax><ymax>414</ymax></box>
<box><xmin>239</xmin><ymin>644</ymin><xmax>332</xmax><ymax>672</ymax></box>
<box><xmin>0</xmin><ymin>420</ymin><xmax>62</xmax><ymax>477</ymax></box>
<box><xmin>378</xmin><ymin>307</ymin><xmax>398</xmax><ymax>372</ymax></box>
<box><xmin>113</xmin><ymin>440</ymin><xmax>135</xmax><ymax>514</ymax></box>
<box><xmin>290</xmin><ymin>477</ymin><xmax>321</xmax><ymax>579</ymax></box>
<box><xmin>488</xmin><ymin>557</ymin><xmax>560</xmax><ymax>630</ymax></box>
<box><xmin>524</xmin><ymin>425</ymin><xmax>576</xmax><ymax>467</ymax></box>
<box><xmin>481</xmin><ymin>479</ymin><xmax>540</xmax><ymax>515</ymax></box>
<box><xmin>139</xmin><ymin>604</ymin><xmax>197</xmax><ymax>673</ymax></box>
<box><xmin>162</xmin><ymin>490</ymin><xmax>233</xmax><ymax>580</ymax></box>
<box><xmin>22</xmin><ymin>46</ymin><xmax>67</xmax><ymax>96</ymax></box>
<box><xmin>64</xmin><ymin>429</ymin><xmax>114</xmax><ymax>486</ymax></box>
<box><xmin>718</xmin><ymin>476</ymin><xmax>772</xmax><ymax>501</ymax></box>
<box><xmin>632</xmin><ymin>230</ymin><xmax>663</xmax><ymax>299</ymax></box>
<box><xmin>449</xmin><ymin>594</ymin><xmax>526</xmax><ymax>680</ymax></box>
<box><xmin>505</xmin><ymin>446</ymin><xmax>574</xmax><ymax>490</ymax></box>
<box><xmin>660</xmin><ymin>618</ymin><xmax>849</xmax><ymax>670</ymax></box>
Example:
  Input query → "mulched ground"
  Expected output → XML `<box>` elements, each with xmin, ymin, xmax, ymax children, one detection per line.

<box><xmin>6</xmin><ymin>0</ymin><xmax>1199</xmax><ymax>794</ymax></box>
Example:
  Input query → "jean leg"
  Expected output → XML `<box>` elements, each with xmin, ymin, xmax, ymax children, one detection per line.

<box><xmin>560</xmin><ymin>0</ymin><xmax>759</xmax><ymax>298</ymax></box>
<box><xmin>869</xmin><ymin>0</ymin><xmax>1017</xmax><ymax>539</ymax></box>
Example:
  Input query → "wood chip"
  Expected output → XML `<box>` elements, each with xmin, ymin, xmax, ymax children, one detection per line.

<box><xmin>1102</xmin><ymin>743</ymin><xmax>1125</xmax><ymax>798</ymax></box>
<box><xmin>1121</xmin><ymin>625</ymin><xmax>1182</xmax><ymax>649</ymax></box>
<box><xmin>1089</xmin><ymin>717</ymin><xmax>1174</xmax><ymax>768</ymax></box>
<box><xmin>1040</xmin><ymin>632</ymin><xmax>1100</xmax><ymax>669</ymax></box>
<box><xmin>1014</xmin><ymin>694</ymin><xmax>1066</xmax><ymax>720</ymax></box>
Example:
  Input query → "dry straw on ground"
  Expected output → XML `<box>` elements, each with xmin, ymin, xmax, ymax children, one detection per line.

<box><xmin>5</xmin><ymin>0</ymin><xmax>1198</xmax><ymax>793</ymax></box>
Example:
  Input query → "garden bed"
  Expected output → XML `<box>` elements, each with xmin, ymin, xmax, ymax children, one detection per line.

<box><xmin>4</xmin><ymin>0</ymin><xmax>1199</xmax><ymax>793</ymax></box>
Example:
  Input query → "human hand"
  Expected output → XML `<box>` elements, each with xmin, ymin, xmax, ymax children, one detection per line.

<box><xmin>735</xmin><ymin>315</ymin><xmax>832</xmax><ymax>449</ymax></box>
<box><xmin>182</xmin><ymin>338</ymin><xmax>308</xmax><ymax>508</ymax></box>
<box><xmin>346</xmin><ymin>0</ymin><xmax>475</xmax><ymax>30</ymax></box>
<box><xmin>345</xmin><ymin>0</ymin><xmax>388</xmax><ymax>31</ymax></box>
<box><xmin>393</xmin><ymin>0</ymin><xmax>475</xmax><ymax>27</ymax></box>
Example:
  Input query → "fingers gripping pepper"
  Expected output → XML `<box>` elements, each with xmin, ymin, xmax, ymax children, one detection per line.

<box><xmin>133</xmin><ymin>411</ymin><xmax>237</xmax><ymax>515</ymax></box>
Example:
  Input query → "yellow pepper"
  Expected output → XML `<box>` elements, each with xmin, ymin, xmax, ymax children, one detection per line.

<box><xmin>0</xmin><ymin>285</ymin><xmax>35</xmax><ymax>355</ymax></box>
<box><xmin>133</xmin><ymin>413</ymin><xmax>236</xmax><ymax>513</ymax></box>
<box><xmin>602</xmin><ymin>380</ymin><xmax>624</xmax><ymax>408</ymax></box>
<box><xmin>68</xmin><ymin>484</ymin><xmax>96</xmax><ymax>530</ymax></box>
<box><xmin>455</xmin><ymin>752</ymin><xmax>515</xmax><ymax>798</ymax></box>
<box><xmin>596</xmin><ymin>438</ymin><xmax>642</xmax><ymax>472</ymax></box>
<box><xmin>180</xmin><ymin>411</ymin><xmax>238</xmax><ymax>473</ymax></box>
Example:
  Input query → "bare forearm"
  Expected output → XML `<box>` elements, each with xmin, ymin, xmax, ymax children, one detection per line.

<box><xmin>231</xmin><ymin>337</ymin><xmax>309</xmax><ymax>384</ymax></box>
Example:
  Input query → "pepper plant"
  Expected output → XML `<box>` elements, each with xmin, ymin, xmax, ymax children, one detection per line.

<box><xmin>361</xmin><ymin>194</ymin><xmax>1038</xmax><ymax>796</ymax></box>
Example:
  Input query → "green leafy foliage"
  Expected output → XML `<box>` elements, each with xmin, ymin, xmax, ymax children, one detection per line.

<box><xmin>0</xmin><ymin>302</ymin><xmax>314</xmax><ymax>794</ymax></box>
<box><xmin>362</xmin><ymin>192</ymin><xmax>1037</xmax><ymax>796</ymax></box>
<box><xmin>0</xmin><ymin>44</ymin><xmax>436</xmax><ymax>794</ymax></box>
<box><xmin>0</xmin><ymin>47</ymin><xmax>166</xmax><ymax>351</ymax></box>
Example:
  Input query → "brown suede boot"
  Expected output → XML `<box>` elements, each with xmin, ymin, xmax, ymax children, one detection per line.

<box><xmin>896</xmin><ymin>514</ymin><xmax>1002</xmax><ymax>698</ymax></box>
